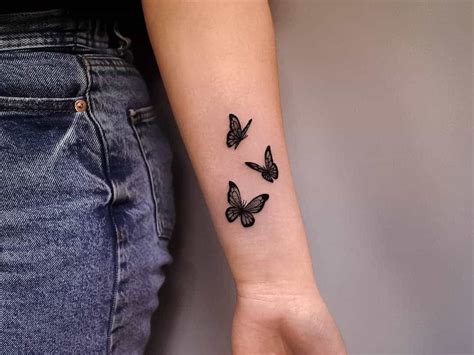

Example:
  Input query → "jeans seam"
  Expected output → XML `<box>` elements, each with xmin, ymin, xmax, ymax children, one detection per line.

<box><xmin>80</xmin><ymin>55</ymin><xmax>136</xmax><ymax>69</ymax></box>
<box><xmin>80</xmin><ymin>54</ymin><xmax>120</xmax><ymax>355</ymax></box>
<box><xmin>128</xmin><ymin>109</ymin><xmax>163</xmax><ymax>238</ymax></box>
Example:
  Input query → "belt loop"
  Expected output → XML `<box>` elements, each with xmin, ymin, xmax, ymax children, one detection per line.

<box><xmin>112</xmin><ymin>20</ymin><xmax>134</xmax><ymax>63</ymax></box>
<box><xmin>113</xmin><ymin>20</ymin><xmax>132</xmax><ymax>51</ymax></box>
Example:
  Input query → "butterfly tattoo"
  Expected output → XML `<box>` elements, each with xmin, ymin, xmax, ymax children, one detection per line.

<box><xmin>226</xmin><ymin>113</ymin><xmax>252</xmax><ymax>149</ymax></box>
<box><xmin>245</xmin><ymin>145</ymin><xmax>279</xmax><ymax>183</ymax></box>
<box><xmin>225</xmin><ymin>181</ymin><xmax>269</xmax><ymax>228</ymax></box>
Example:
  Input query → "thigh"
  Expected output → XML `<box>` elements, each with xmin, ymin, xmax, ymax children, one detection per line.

<box><xmin>0</xmin><ymin>50</ymin><xmax>175</xmax><ymax>353</ymax></box>
<box><xmin>0</xmin><ymin>51</ymin><xmax>116</xmax><ymax>352</ymax></box>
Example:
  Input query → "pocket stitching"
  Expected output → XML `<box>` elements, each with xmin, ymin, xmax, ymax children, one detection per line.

<box><xmin>0</xmin><ymin>96</ymin><xmax>86</xmax><ymax>113</ymax></box>
<box><xmin>128</xmin><ymin>105</ymin><xmax>169</xmax><ymax>240</ymax></box>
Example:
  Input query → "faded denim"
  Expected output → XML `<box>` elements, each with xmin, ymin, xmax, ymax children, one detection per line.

<box><xmin>0</xmin><ymin>9</ymin><xmax>175</xmax><ymax>354</ymax></box>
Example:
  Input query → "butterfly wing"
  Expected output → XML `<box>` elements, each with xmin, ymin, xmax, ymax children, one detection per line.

<box><xmin>244</xmin><ymin>194</ymin><xmax>269</xmax><ymax>213</ymax></box>
<box><xmin>245</xmin><ymin>162</ymin><xmax>266</xmax><ymax>173</ymax></box>
<box><xmin>261</xmin><ymin>171</ymin><xmax>274</xmax><ymax>183</ymax></box>
<box><xmin>229</xmin><ymin>114</ymin><xmax>242</xmax><ymax>132</ymax></box>
<box><xmin>264</xmin><ymin>145</ymin><xmax>279</xmax><ymax>180</ymax></box>
<box><xmin>240</xmin><ymin>211</ymin><xmax>255</xmax><ymax>227</ymax></box>
<box><xmin>226</xmin><ymin>207</ymin><xmax>240</xmax><ymax>222</ymax></box>
<box><xmin>227</xmin><ymin>131</ymin><xmax>241</xmax><ymax>148</ymax></box>
<box><xmin>227</xmin><ymin>181</ymin><xmax>243</xmax><ymax>208</ymax></box>
<box><xmin>264</xmin><ymin>145</ymin><xmax>274</xmax><ymax>168</ymax></box>
<box><xmin>226</xmin><ymin>181</ymin><xmax>243</xmax><ymax>223</ymax></box>
<box><xmin>269</xmin><ymin>164</ymin><xmax>278</xmax><ymax>179</ymax></box>
<box><xmin>239</xmin><ymin>194</ymin><xmax>269</xmax><ymax>227</ymax></box>
<box><xmin>227</xmin><ymin>114</ymin><xmax>243</xmax><ymax>148</ymax></box>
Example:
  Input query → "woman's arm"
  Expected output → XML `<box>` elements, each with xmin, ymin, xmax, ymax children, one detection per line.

<box><xmin>142</xmin><ymin>0</ymin><xmax>346</xmax><ymax>353</ymax></box>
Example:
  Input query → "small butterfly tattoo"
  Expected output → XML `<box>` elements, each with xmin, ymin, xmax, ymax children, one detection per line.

<box><xmin>245</xmin><ymin>145</ymin><xmax>279</xmax><ymax>183</ymax></box>
<box><xmin>226</xmin><ymin>113</ymin><xmax>252</xmax><ymax>149</ymax></box>
<box><xmin>225</xmin><ymin>181</ymin><xmax>269</xmax><ymax>228</ymax></box>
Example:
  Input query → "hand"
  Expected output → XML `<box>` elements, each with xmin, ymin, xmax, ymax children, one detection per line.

<box><xmin>232</xmin><ymin>286</ymin><xmax>347</xmax><ymax>355</ymax></box>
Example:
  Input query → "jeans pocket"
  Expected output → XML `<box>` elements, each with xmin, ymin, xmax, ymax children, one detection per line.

<box><xmin>128</xmin><ymin>104</ymin><xmax>175</xmax><ymax>241</ymax></box>
<box><xmin>0</xmin><ymin>51</ymin><xmax>88</xmax><ymax>112</ymax></box>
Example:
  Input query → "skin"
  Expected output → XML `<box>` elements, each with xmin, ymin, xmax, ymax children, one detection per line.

<box><xmin>141</xmin><ymin>0</ymin><xmax>347</xmax><ymax>353</ymax></box>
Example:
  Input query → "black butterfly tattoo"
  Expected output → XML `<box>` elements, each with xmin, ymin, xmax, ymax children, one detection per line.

<box><xmin>245</xmin><ymin>145</ymin><xmax>279</xmax><ymax>183</ymax></box>
<box><xmin>225</xmin><ymin>181</ymin><xmax>269</xmax><ymax>228</ymax></box>
<box><xmin>226</xmin><ymin>113</ymin><xmax>252</xmax><ymax>149</ymax></box>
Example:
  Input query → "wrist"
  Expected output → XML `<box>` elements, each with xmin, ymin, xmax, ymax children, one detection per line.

<box><xmin>230</xmin><ymin>245</ymin><xmax>319</xmax><ymax>298</ymax></box>
<box><xmin>235</xmin><ymin>274</ymin><xmax>320</xmax><ymax>300</ymax></box>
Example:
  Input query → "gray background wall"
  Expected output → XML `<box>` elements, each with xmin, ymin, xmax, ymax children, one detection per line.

<box><xmin>145</xmin><ymin>1</ymin><xmax>473</xmax><ymax>354</ymax></box>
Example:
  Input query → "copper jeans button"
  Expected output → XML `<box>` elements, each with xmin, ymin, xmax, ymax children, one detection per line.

<box><xmin>74</xmin><ymin>99</ymin><xmax>87</xmax><ymax>112</ymax></box>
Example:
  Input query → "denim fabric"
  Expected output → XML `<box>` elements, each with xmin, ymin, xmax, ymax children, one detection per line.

<box><xmin>0</xmin><ymin>9</ymin><xmax>175</xmax><ymax>354</ymax></box>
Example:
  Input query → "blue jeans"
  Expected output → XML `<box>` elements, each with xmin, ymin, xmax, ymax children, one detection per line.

<box><xmin>0</xmin><ymin>9</ymin><xmax>175</xmax><ymax>354</ymax></box>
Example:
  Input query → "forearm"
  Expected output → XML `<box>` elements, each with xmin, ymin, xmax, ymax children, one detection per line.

<box><xmin>143</xmin><ymin>0</ymin><xmax>317</xmax><ymax>296</ymax></box>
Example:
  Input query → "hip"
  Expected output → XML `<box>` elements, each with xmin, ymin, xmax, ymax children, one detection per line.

<box><xmin>0</xmin><ymin>8</ymin><xmax>175</xmax><ymax>354</ymax></box>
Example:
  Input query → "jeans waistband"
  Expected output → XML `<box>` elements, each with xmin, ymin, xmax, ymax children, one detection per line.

<box><xmin>0</xmin><ymin>8</ymin><xmax>133</xmax><ymax>60</ymax></box>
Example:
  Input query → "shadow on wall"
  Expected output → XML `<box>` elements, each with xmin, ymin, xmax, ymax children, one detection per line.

<box><xmin>271</xmin><ymin>1</ymin><xmax>473</xmax><ymax>354</ymax></box>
